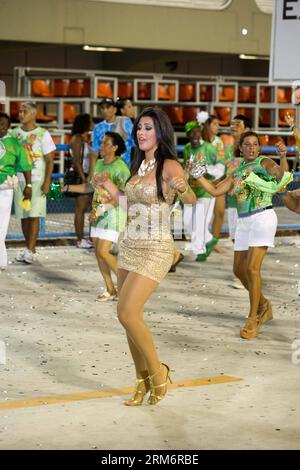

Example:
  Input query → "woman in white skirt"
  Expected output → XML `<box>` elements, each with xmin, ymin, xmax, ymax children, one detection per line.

<box><xmin>64</xmin><ymin>132</ymin><xmax>130</xmax><ymax>301</ymax></box>
<box><xmin>193</xmin><ymin>131</ymin><xmax>291</xmax><ymax>339</ymax></box>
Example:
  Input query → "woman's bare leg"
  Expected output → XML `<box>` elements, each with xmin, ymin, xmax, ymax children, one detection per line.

<box><xmin>212</xmin><ymin>194</ymin><xmax>226</xmax><ymax>238</ymax></box>
<box><xmin>94</xmin><ymin>238</ymin><xmax>117</xmax><ymax>295</ymax></box>
<box><xmin>233</xmin><ymin>250</ymin><xmax>249</xmax><ymax>289</ymax></box>
<box><xmin>74</xmin><ymin>195</ymin><xmax>90</xmax><ymax>241</ymax></box>
<box><xmin>246</xmin><ymin>246</ymin><xmax>268</xmax><ymax>318</ymax></box>
<box><xmin>117</xmin><ymin>272</ymin><xmax>167</xmax><ymax>388</ymax></box>
<box><xmin>97</xmin><ymin>239</ymin><xmax>118</xmax><ymax>274</ymax></box>
<box><xmin>233</xmin><ymin>248</ymin><xmax>268</xmax><ymax>317</ymax></box>
<box><xmin>118</xmin><ymin>269</ymin><xmax>148</xmax><ymax>377</ymax></box>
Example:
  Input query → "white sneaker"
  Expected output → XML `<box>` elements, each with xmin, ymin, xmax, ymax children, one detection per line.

<box><xmin>76</xmin><ymin>239</ymin><xmax>93</xmax><ymax>249</ymax></box>
<box><xmin>15</xmin><ymin>250</ymin><xmax>26</xmax><ymax>262</ymax></box>
<box><xmin>231</xmin><ymin>277</ymin><xmax>245</xmax><ymax>289</ymax></box>
<box><xmin>23</xmin><ymin>249</ymin><xmax>35</xmax><ymax>264</ymax></box>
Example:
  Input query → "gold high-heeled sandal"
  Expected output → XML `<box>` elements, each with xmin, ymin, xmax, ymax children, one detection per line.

<box><xmin>240</xmin><ymin>316</ymin><xmax>260</xmax><ymax>340</ymax></box>
<box><xmin>258</xmin><ymin>299</ymin><xmax>273</xmax><ymax>325</ymax></box>
<box><xmin>124</xmin><ymin>377</ymin><xmax>150</xmax><ymax>406</ymax></box>
<box><xmin>148</xmin><ymin>363</ymin><xmax>172</xmax><ymax>405</ymax></box>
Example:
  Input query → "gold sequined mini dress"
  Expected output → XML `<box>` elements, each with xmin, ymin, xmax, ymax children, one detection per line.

<box><xmin>118</xmin><ymin>181</ymin><xmax>175</xmax><ymax>283</ymax></box>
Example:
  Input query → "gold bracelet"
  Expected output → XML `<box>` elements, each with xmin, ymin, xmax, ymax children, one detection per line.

<box><xmin>178</xmin><ymin>185</ymin><xmax>189</xmax><ymax>197</ymax></box>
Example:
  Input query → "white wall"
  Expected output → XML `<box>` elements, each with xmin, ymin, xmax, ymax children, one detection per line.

<box><xmin>0</xmin><ymin>0</ymin><xmax>271</xmax><ymax>54</ymax></box>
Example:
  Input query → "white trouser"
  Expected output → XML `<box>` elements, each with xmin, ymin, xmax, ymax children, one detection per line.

<box><xmin>0</xmin><ymin>189</ymin><xmax>14</xmax><ymax>268</ymax></box>
<box><xmin>184</xmin><ymin>197</ymin><xmax>215</xmax><ymax>255</ymax></box>
<box><xmin>228</xmin><ymin>207</ymin><xmax>238</xmax><ymax>240</ymax></box>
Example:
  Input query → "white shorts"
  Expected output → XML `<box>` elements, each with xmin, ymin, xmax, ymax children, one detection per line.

<box><xmin>90</xmin><ymin>227</ymin><xmax>119</xmax><ymax>243</ymax></box>
<box><xmin>234</xmin><ymin>209</ymin><xmax>277</xmax><ymax>251</ymax></box>
<box><xmin>228</xmin><ymin>207</ymin><xmax>238</xmax><ymax>240</ymax></box>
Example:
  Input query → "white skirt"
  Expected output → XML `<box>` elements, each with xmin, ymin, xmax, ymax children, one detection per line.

<box><xmin>234</xmin><ymin>209</ymin><xmax>277</xmax><ymax>251</ymax></box>
<box><xmin>90</xmin><ymin>227</ymin><xmax>119</xmax><ymax>243</ymax></box>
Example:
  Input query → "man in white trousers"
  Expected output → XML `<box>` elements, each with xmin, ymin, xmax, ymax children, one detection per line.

<box><xmin>0</xmin><ymin>112</ymin><xmax>32</xmax><ymax>269</ymax></box>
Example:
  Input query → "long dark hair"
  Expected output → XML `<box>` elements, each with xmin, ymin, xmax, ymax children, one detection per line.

<box><xmin>131</xmin><ymin>107</ymin><xmax>178</xmax><ymax>200</ymax></box>
<box><xmin>71</xmin><ymin>113</ymin><xmax>91</xmax><ymax>136</ymax></box>
<box><xmin>201</xmin><ymin>114</ymin><xmax>218</xmax><ymax>143</ymax></box>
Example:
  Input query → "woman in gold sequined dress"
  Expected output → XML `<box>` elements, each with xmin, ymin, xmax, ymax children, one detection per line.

<box><xmin>99</xmin><ymin>107</ymin><xmax>196</xmax><ymax>405</ymax></box>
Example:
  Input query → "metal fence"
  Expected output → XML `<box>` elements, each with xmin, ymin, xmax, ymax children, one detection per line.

<box><xmin>6</xmin><ymin>145</ymin><xmax>300</xmax><ymax>240</ymax></box>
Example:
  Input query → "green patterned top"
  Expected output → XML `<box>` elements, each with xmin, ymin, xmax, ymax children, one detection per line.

<box><xmin>233</xmin><ymin>156</ymin><xmax>274</xmax><ymax>215</ymax></box>
<box><xmin>0</xmin><ymin>136</ymin><xmax>32</xmax><ymax>185</ymax></box>
<box><xmin>92</xmin><ymin>158</ymin><xmax>130</xmax><ymax>231</ymax></box>
<box><xmin>183</xmin><ymin>141</ymin><xmax>221</xmax><ymax>199</ymax></box>
<box><xmin>225</xmin><ymin>144</ymin><xmax>238</xmax><ymax>209</ymax></box>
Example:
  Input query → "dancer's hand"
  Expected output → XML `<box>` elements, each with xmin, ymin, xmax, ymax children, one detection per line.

<box><xmin>226</xmin><ymin>158</ymin><xmax>240</xmax><ymax>176</ymax></box>
<box><xmin>285</xmin><ymin>113</ymin><xmax>294</xmax><ymax>128</ymax></box>
<box><xmin>170</xmin><ymin>176</ymin><xmax>188</xmax><ymax>193</ymax></box>
<box><xmin>41</xmin><ymin>178</ymin><xmax>51</xmax><ymax>195</ymax></box>
<box><xmin>189</xmin><ymin>162</ymin><xmax>207</xmax><ymax>179</ymax></box>
<box><xmin>23</xmin><ymin>185</ymin><xmax>32</xmax><ymax>200</ymax></box>
<box><xmin>275</xmin><ymin>141</ymin><xmax>287</xmax><ymax>157</ymax></box>
<box><xmin>92</xmin><ymin>173</ymin><xmax>110</xmax><ymax>187</ymax></box>
<box><xmin>88</xmin><ymin>209</ymin><xmax>98</xmax><ymax>224</ymax></box>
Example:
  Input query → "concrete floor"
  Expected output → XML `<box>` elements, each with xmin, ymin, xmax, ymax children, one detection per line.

<box><xmin>0</xmin><ymin>237</ymin><xmax>300</xmax><ymax>450</ymax></box>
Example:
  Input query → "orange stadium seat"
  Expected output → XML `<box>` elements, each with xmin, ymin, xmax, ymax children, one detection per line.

<box><xmin>157</xmin><ymin>84</ymin><xmax>175</xmax><ymax>101</ymax></box>
<box><xmin>51</xmin><ymin>79</ymin><xmax>68</xmax><ymax>97</ymax></box>
<box><xmin>82</xmin><ymin>80</ymin><xmax>91</xmax><ymax>97</ymax></box>
<box><xmin>219</xmin><ymin>86</ymin><xmax>235</xmax><ymax>102</ymax></box>
<box><xmin>238</xmin><ymin>86</ymin><xmax>256</xmax><ymax>103</ymax></box>
<box><xmin>168</xmin><ymin>84</ymin><xmax>176</xmax><ymax>101</ymax></box>
<box><xmin>162</xmin><ymin>106</ymin><xmax>183</xmax><ymax>124</ymax></box>
<box><xmin>32</xmin><ymin>80</ymin><xmax>52</xmax><ymax>97</ymax></box>
<box><xmin>214</xmin><ymin>107</ymin><xmax>231</xmax><ymax>126</ymax></box>
<box><xmin>259</xmin><ymin>109</ymin><xmax>271</xmax><ymax>127</ymax></box>
<box><xmin>183</xmin><ymin>106</ymin><xmax>197</xmax><ymax>122</ymax></box>
<box><xmin>260</xmin><ymin>86</ymin><xmax>272</xmax><ymax>103</ymax></box>
<box><xmin>97</xmin><ymin>82</ymin><xmax>113</xmax><ymax>98</ymax></box>
<box><xmin>118</xmin><ymin>82</ymin><xmax>133</xmax><ymax>99</ymax></box>
<box><xmin>277</xmin><ymin>87</ymin><xmax>292</xmax><ymax>103</ymax></box>
<box><xmin>278</xmin><ymin>108</ymin><xmax>295</xmax><ymax>126</ymax></box>
<box><xmin>138</xmin><ymin>82</ymin><xmax>152</xmax><ymax>100</ymax></box>
<box><xmin>158</xmin><ymin>84</ymin><xmax>170</xmax><ymax>100</ymax></box>
<box><xmin>67</xmin><ymin>79</ymin><xmax>84</xmax><ymax>97</ymax></box>
<box><xmin>10</xmin><ymin>101</ymin><xmax>22</xmax><ymax>121</ymax></box>
<box><xmin>50</xmin><ymin>80</ymin><xmax>68</xmax><ymax>96</ymax></box>
<box><xmin>36</xmin><ymin>112</ymin><xmax>55</xmax><ymax>122</ymax></box>
<box><xmin>237</xmin><ymin>107</ymin><xmax>253</xmax><ymax>122</ymax></box>
<box><xmin>200</xmin><ymin>85</ymin><xmax>212</xmax><ymax>102</ymax></box>
<box><xmin>267</xmin><ymin>135</ymin><xmax>281</xmax><ymax>146</ymax></box>
<box><xmin>287</xmin><ymin>135</ymin><xmax>296</xmax><ymax>147</ymax></box>
<box><xmin>35</xmin><ymin>103</ymin><xmax>55</xmax><ymax>123</ymax></box>
<box><xmin>64</xmin><ymin>104</ymin><xmax>77</xmax><ymax>124</ymax></box>
<box><xmin>258</xmin><ymin>135</ymin><xmax>269</xmax><ymax>146</ymax></box>
<box><xmin>179</xmin><ymin>84</ymin><xmax>195</xmax><ymax>101</ymax></box>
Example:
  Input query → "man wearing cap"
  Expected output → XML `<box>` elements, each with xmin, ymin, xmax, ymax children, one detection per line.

<box><xmin>11</xmin><ymin>102</ymin><xmax>56</xmax><ymax>264</ymax></box>
<box><xmin>92</xmin><ymin>98</ymin><xmax>134</xmax><ymax>168</ymax></box>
